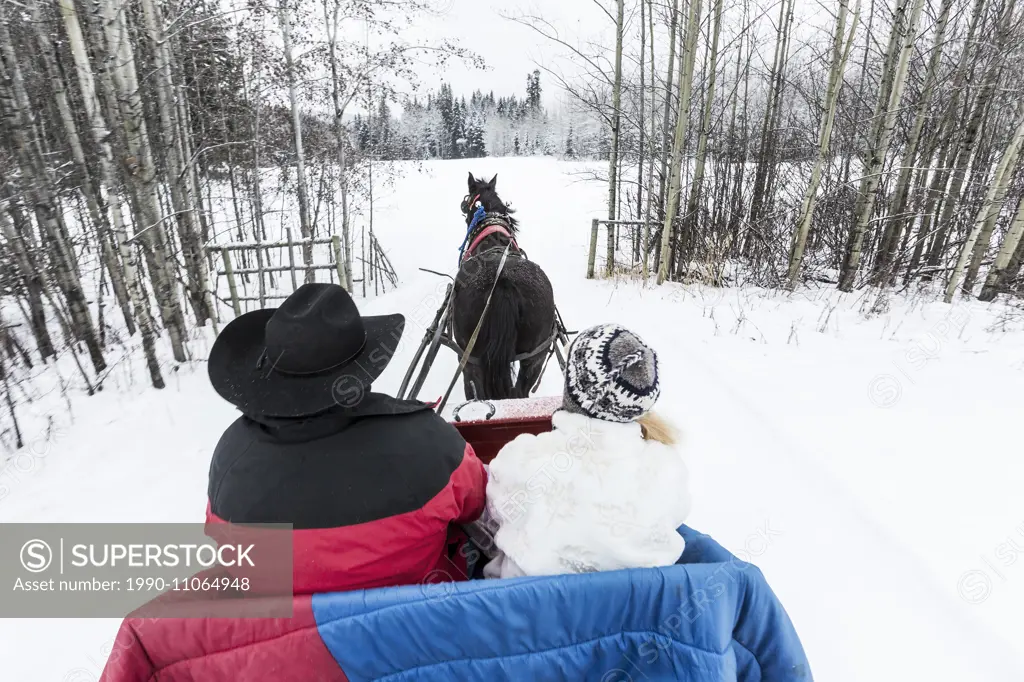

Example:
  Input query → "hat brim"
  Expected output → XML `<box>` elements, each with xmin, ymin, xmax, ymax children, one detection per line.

<box><xmin>208</xmin><ymin>308</ymin><xmax>405</xmax><ymax>418</ymax></box>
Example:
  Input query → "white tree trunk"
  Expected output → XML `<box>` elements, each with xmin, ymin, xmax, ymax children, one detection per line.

<box><xmin>0</xmin><ymin>11</ymin><xmax>105</xmax><ymax>373</ymax></box>
<box><xmin>327</xmin><ymin>0</ymin><xmax>353</xmax><ymax>290</ymax></box>
<box><xmin>683</xmin><ymin>0</ymin><xmax>725</xmax><ymax>258</ymax></box>
<box><xmin>872</xmin><ymin>0</ymin><xmax>955</xmax><ymax>284</ymax></box>
<box><xmin>59</xmin><ymin>0</ymin><xmax>164</xmax><ymax>388</ymax></box>
<box><xmin>29</xmin><ymin>3</ymin><xmax>134</xmax><ymax>335</ymax></box>
<box><xmin>641</xmin><ymin>0</ymin><xmax>657</xmax><ymax>280</ymax></box>
<box><xmin>605</xmin><ymin>0</ymin><xmax>625</xmax><ymax>275</ymax></box>
<box><xmin>979</xmin><ymin>194</ymin><xmax>1024</xmax><ymax>301</ymax></box>
<box><xmin>787</xmin><ymin>0</ymin><xmax>861</xmax><ymax>288</ymax></box>
<box><xmin>94</xmin><ymin>0</ymin><xmax>188</xmax><ymax>361</ymax></box>
<box><xmin>278</xmin><ymin>0</ymin><xmax>315</xmax><ymax>282</ymax></box>
<box><xmin>945</xmin><ymin>106</ymin><xmax>1024</xmax><ymax>302</ymax></box>
<box><xmin>0</xmin><ymin>199</ymin><xmax>54</xmax><ymax>360</ymax></box>
<box><xmin>838</xmin><ymin>0</ymin><xmax>925</xmax><ymax>291</ymax></box>
<box><xmin>656</xmin><ymin>0</ymin><xmax>704</xmax><ymax>285</ymax></box>
<box><xmin>139</xmin><ymin>0</ymin><xmax>212</xmax><ymax>324</ymax></box>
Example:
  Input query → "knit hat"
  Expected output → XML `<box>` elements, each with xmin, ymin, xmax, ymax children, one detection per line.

<box><xmin>562</xmin><ymin>324</ymin><xmax>660</xmax><ymax>423</ymax></box>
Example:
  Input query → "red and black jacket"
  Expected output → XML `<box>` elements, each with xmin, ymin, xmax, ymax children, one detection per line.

<box><xmin>206</xmin><ymin>393</ymin><xmax>487</xmax><ymax>594</ymax></box>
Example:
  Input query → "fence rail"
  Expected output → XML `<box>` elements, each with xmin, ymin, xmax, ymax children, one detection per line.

<box><xmin>204</xmin><ymin>228</ymin><xmax>396</xmax><ymax>318</ymax></box>
<box><xmin>586</xmin><ymin>218</ymin><xmax>662</xmax><ymax>279</ymax></box>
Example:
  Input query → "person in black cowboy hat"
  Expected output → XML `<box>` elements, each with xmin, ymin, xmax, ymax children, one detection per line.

<box><xmin>205</xmin><ymin>283</ymin><xmax>487</xmax><ymax>594</ymax></box>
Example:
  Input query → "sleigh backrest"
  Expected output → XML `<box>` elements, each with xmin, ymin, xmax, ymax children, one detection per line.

<box><xmin>450</xmin><ymin>396</ymin><xmax>562</xmax><ymax>464</ymax></box>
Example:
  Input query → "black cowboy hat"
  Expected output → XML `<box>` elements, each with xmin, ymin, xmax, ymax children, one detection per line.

<box><xmin>208</xmin><ymin>283</ymin><xmax>404</xmax><ymax>418</ymax></box>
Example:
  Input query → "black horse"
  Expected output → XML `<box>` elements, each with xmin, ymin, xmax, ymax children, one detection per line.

<box><xmin>453</xmin><ymin>173</ymin><xmax>556</xmax><ymax>400</ymax></box>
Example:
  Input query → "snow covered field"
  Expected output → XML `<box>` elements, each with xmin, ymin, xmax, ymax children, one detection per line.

<box><xmin>2</xmin><ymin>158</ymin><xmax>1023</xmax><ymax>681</ymax></box>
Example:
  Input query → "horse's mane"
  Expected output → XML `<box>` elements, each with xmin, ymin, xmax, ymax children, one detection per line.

<box><xmin>475</xmin><ymin>187</ymin><xmax>519</xmax><ymax>231</ymax></box>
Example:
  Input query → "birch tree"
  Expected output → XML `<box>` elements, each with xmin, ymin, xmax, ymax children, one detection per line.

<box><xmin>979</xmin><ymin>193</ymin><xmax>1024</xmax><ymax>301</ymax></box>
<box><xmin>838</xmin><ymin>0</ymin><xmax>927</xmax><ymax>291</ymax></box>
<box><xmin>682</xmin><ymin>0</ymin><xmax>726</xmax><ymax>263</ymax></box>
<box><xmin>605</xmin><ymin>0</ymin><xmax>625</xmax><ymax>275</ymax></box>
<box><xmin>139</xmin><ymin>0</ymin><xmax>212</xmax><ymax>324</ymax></box>
<box><xmin>655</xmin><ymin>0</ymin><xmax>681</xmax><ymax>227</ymax></box>
<box><xmin>59</xmin><ymin>0</ymin><xmax>165</xmax><ymax>388</ymax></box>
<box><xmin>0</xmin><ymin>9</ymin><xmax>106</xmax><ymax>374</ymax></box>
<box><xmin>326</xmin><ymin>0</ymin><xmax>354</xmax><ymax>291</ymax></box>
<box><xmin>92</xmin><ymin>0</ymin><xmax>187</xmax><ymax>362</ymax></box>
<box><xmin>0</xmin><ymin>200</ymin><xmax>53</xmax><ymax>361</ymax></box>
<box><xmin>945</xmin><ymin>105</ymin><xmax>1024</xmax><ymax>302</ymax></box>
<box><xmin>961</xmin><ymin>103</ymin><xmax>1024</xmax><ymax>294</ymax></box>
<box><xmin>278</xmin><ymin>0</ymin><xmax>315</xmax><ymax>282</ymax></box>
<box><xmin>787</xmin><ymin>0</ymin><xmax>861</xmax><ymax>289</ymax></box>
<box><xmin>870</xmin><ymin>0</ymin><xmax>956</xmax><ymax>285</ymax></box>
<box><xmin>657</xmin><ymin>0</ymin><xmax>704</xmax><ymax>285</ymax></box>
<box><xmin>28</xmin><ymin>3</ymin><xmax>134</xmax><ymax>335</ymax></box>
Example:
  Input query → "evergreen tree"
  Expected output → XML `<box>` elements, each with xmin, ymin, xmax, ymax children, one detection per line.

<box><xmin>527</xmin><ymin>70</ymin><xmax>542</xmax><ymax>111</ymax></box>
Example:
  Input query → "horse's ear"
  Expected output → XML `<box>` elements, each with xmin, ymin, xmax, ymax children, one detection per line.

<box><xmin>467</xmin><ymin>172</ymin><xmax>476</xmax><ymax>189</ymax></box>
<box><xmin>488</xmin><ymin>174</ymin><xmax>498</xmax><ymax>189</ymax></box>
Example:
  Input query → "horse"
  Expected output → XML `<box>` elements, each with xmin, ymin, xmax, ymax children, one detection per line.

<box><xmin>452</xmin><ymin>173</ymin><xmax>557</xmax><ymax>401</ymax></box>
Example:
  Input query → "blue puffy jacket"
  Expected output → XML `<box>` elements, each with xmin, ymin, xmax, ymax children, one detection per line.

<box><xmin>312</xmin><ymin>525</ymin><xmax>812</xmax><ymax>681</ymax></box>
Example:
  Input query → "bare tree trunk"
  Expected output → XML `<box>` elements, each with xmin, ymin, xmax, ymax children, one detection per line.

<box><xmin>605</xmin><ymin>0</ymin><xmax>625</xmax><ymax>275</ymax></box>
<box><xmin>327</xmin><ymin>0</ymin><xmax>353</xmax><ymax>290</ymax></box>
<box><xmin>727</xmin><ymin>15</ymin><xmax>752</xmax><ymax>252</ymax></box>
<box><xmin>787</xmin><ymin>0</ymin><xmax>861</xmax><ymax>288</ymax></box>
<box><xmin>138</xmin><ymin>0</ymin><xmax>211</xmax><ymax>325</ymax></box>
<box><xmin>656</xmin><ymin>0</ymin><xmax>681</xmax><ymax>227</ymax></box>
<box><xmin>0</xmin><ymin>201</ymin><xmax>54</xmax><ymax>360</ymax></box>
<box><xmin>900</xmin><ymin>0</ymin><xmax>985</xmax><ymax>283</ymax></box>
<box><xmin>641</xmin><ymin>0</ymin><xmax>657</xmax><ymax>279</ymax></box>
<box><xmin>278</xmin><ymin>0</ymin><xmax>314</xmax><ymax>282</ymax></box>
<box><xmin>838</xmin><ymin>0</ymin><xmax>926</xmax><ymax>291</ymax></box>
<box><xmin>924</xmin><ymin>59</ymin><xmax>1004</xmax><ymax>278</ymax></box>
<box><xmin>0</xmin><ymin>10</ymin><xmax>105</xmax><ymax>374</ymax></box>
<box><xmin>93</xmin><ymin>0</ymin><xmax>187</xmax><ymax>362</ymax></box>
<box><xmin>946</xmin><ymin>105</ymin><xmax>1024</xmax><ymax>302</ymax></box>
<box><xmin>961</xmin><ymin>103</ymin><xmax>1024</xmax><ymax>294</ymax></box>
<box><xmin>28</xmin><ymin>3</ymin><xmax>134</xmax><ymax>337</ymax></box>
<box><xmin>683</xmin><ymin>0</ymin><xmax>725</xmax><ymax>263</ymax></box>
<box><xmin>746</xmin><ymin>0</ymin><xmax>795</xmax><ymax>244</ymax></box>
<box><xmin>871</xmin><ymin>0</ymin><xmax>955</xmax><ymax>285</ymax></box>
<box><xmin>636</xmin><ymin>0</ymin><xmax>646</xmax><ymax>226</ymax></box>
<box><xmin>59</xmin><ymin>0</ymin><xmax>164</xmax><ymax>387</ymax></box>
<box><xmin>980</xmin><ymin>192</ymin><xmax>1024</xmax><ymax>301</ymax></box>
<box><xmin>656</xmin><ymin>0</ymin><xmax>704</xmax><ymax>284</ymax></box>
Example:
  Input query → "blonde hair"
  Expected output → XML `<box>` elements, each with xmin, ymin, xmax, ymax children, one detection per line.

<box><xmin>637</xmin><ymin>411</ymin><xmax>678</xmax><ymax>446</ymax></box>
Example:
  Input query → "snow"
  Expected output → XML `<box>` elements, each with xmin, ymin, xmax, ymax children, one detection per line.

<box><xmin>2</xmin><ymin>157</ymin><xmax>1024</xmax><ymax>681</ymax></box>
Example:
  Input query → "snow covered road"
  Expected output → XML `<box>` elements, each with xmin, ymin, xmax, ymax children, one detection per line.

<box><xmin>2</xmin><ymin>159</ymin><xmax>1022</xmax><ymax>681</ymax></box>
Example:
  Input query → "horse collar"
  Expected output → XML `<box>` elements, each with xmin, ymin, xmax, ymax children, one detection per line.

<box><xmin>463</xmin><ymin>216</ymin><xmax>519</xmax><ymax>262</ymax></box>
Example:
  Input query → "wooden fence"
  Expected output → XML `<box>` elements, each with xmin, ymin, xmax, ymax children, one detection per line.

<box><xmin>205</xmin><ymin>229</ymin><xmax>397</xmax><ymax>317</ymax></box>
<box><xmin>586</xmin><ymin>219</ymin><xmax>663</xmax><ymax>279</ymax></box>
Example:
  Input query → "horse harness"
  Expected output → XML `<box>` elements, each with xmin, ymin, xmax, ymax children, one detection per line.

<box><xmin>459</xmin><ymin>195</ymin><xmax>525</xmax><ymax>264</ymax></box>
<box><xmin>454</xmin><ymin>202</ymin><xmax>553</xmax><ymax>369</ymax></box>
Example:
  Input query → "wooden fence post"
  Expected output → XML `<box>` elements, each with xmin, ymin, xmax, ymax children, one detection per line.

<box><xmin>606</xmin><ymin>220</ymin><xmax>616</xmax><ymax>277</ymax></box>
<box><xmin>222</xmin><ymin>249</ymin><xmax>242</xmax><ymax>317</ymax></box>
<box><xmin>587</xmin><ymin>218</ymin><xmax>600</xmax><ymax>279</ymax></box>
<box><xmin>332</xmin><ymin>235</ymin><xmax>348</xmax><ymax>291</ymax></box>
<box><xmin>286</xmin><ymin>228</ymin><xmax>298</xmax><ymax>291</ymax></box>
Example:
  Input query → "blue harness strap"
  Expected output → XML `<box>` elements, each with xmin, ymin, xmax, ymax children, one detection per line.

<box><xmin>458</xmin><ymin>205</ymin><xmax>487</xmax><ymax>265</ymax></box>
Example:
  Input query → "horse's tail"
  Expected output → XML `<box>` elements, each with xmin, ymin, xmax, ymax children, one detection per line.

<box><xmin>476</xmin><ymin>280</ymin><xmax>519</xmax><ymax>399</ymax></box>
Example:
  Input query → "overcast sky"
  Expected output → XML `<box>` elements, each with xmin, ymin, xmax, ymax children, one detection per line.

<box><xmin>408</xmin><ymin>0</ymin><xmax>613</xmax><ymax>108</ymax></box>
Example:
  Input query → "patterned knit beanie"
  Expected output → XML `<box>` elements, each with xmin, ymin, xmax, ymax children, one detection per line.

<box><xmin>562</xmin><ymin>324</ymin><xmax>660</xmax><ymax>423</ymax></box>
